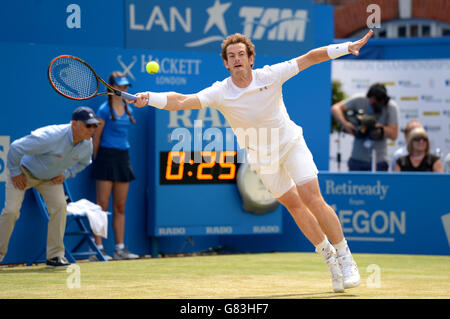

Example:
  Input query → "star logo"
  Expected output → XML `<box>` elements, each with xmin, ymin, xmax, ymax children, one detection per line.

<box><xmin>204</xmin><ymin>0</ymin><xmax>231</xmax><ymax>36</ymax></box>
<box><xmin>186</xmin><ymin>0</ymin><xmax>231</xmax><ymax>47</ymax></box>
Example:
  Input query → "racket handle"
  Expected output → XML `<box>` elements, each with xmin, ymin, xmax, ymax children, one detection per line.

<box><xmin>121</xmin><ymin>91</ymin><xmax>137</xmax><ymax>101</ymax></box>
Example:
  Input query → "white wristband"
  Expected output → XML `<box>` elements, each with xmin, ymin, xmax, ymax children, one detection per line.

<box><xmin>327</xmin><ymin>42</ymin><xmax>351</xmax><ymax>59</ymax></box>
<box><xmin>147</xmin><ymin>92</ymin><xmax>167</xmax><ymax>109</ymax></box>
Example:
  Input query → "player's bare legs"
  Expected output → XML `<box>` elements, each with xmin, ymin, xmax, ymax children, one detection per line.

<box><xmin>296</xmin><ymin>179</ymin><xmax>343</xmax><ymax>244</ymax></box>
<box><xmin>277</xmin><ymin>186</ymin><xmax>344</xmax><ymax>292</ymax></box>
<box><xmin>277</xmin><ymin>186</ymin><xmax>326</xmax><ymax>246</ymax></box>
<box><xmin>297</xmin><ymin>178</ymin><xmax>360</xmax><ymax>289</ymax></box>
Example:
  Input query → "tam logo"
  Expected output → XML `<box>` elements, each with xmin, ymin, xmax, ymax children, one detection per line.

<box><xmin>186</xmin><ymin>1</ymin><xmax>308</xmax><ymax>47</ymax></box>
<box><xmin>239</xmin><ymin>7</ymin><xmax>308</xmax><ymax>42</ymax></box>
<box><xmin>128</xmin><ymin>0</ymin><xmax>309</xmax><ymax>50</ymax></box>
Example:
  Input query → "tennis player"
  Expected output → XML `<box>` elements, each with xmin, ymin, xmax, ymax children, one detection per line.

<box><xmin>132</xmin><ymin>30</ymin><xmax>373</xmax><ymax>292</ymax></box>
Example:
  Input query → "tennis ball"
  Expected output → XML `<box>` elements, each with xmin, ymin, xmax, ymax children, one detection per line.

<box><xmin>146</xmin><ymin>61</ymin><xmax>159</xmax><ymax>74</ymax></box>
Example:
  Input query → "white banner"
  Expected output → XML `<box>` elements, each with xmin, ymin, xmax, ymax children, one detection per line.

<box><xmin>330</xmin><ymin>59</ymin><xmax>450</xmax><ymax>172</ymax></box>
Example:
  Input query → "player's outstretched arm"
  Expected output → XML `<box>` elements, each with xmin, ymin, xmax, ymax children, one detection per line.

<box><xmin>133</xmin><ymin>92</ymin><xmax>202</xmax><ymax>111</ymax></box>
<box><xmin>348</xmin><ymin>29</ymin><xmax>373</xmax><ymax>56</ymax></box>
<box><xmin>296</xmin><ymin>29</ymin><xmax>373</xmax><ymax>72</ymax></box>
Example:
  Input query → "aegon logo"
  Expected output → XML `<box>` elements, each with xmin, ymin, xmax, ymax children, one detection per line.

<box><xmin>128</xmin><ymin>0</ymin><xmax>308</xmax><ymax>48</ymax></box>
<box><xmin>331</xmin><ymin>204</ymin><xmax>406</xmax><ymax>242</ymax></box>
<box><xmin>337</xmin><ymin>209</ymin><xmax>406</xmax><ymax>237</ymax></box>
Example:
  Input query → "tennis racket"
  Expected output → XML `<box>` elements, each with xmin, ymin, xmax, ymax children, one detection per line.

<box><xmin>48</xmin><ymin>55</ymin><xmax>136</xmax><ymax>101</ymax></box>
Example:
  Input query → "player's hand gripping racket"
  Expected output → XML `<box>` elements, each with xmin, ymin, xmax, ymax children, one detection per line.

<box><xmin>48</xmin><ymin>55</ymin><xmax>136</xmax><ymax>101</ymax></box>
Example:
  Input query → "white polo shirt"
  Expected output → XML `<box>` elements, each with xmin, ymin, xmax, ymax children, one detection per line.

<box><xmin>196</xmin><ymin>59</ymin><xmax>302</xmax><ymax>167</ymax></box>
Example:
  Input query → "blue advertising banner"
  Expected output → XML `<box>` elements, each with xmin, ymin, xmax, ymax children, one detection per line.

<box><xmin>0</xmin><ymin>0</ymin><xmax>124</xmax><ymax>47</ymax></box>
<box><xmin>320</xmin><ymin>172</ymin><xmax>450</xmax><ymax>255</ymax></box>
<box><xmin>0</xmin><ymin>1</ymin><xmax>334</xmax><ymax>262</ymax></box>
<box><xmin>125</xmin><ymin>0</ymin><xmax>314</xmax><ymax>56</ymax></box>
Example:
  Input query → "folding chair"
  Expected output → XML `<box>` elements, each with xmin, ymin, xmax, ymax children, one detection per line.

<box><xmin>27</xmin><ymin>181</ymin><xmax>108</xmax><ymax>265</ymax></box>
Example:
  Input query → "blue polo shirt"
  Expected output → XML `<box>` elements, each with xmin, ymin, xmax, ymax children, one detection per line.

<box><xmin>7</xmin><ymin>124</ymin><xmax>93</xmax><ymax>180</ymax></box>
<box><xmin>97</xmin><ymin>101</ymin><xmax>133</xmax><ymax>150</ymax></box>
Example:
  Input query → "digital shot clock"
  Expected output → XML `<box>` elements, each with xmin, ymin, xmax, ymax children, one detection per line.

<box><xmin>160</xmin><ymin>151</ymin><xmax>239</xmax><ymax>185</ymax></box>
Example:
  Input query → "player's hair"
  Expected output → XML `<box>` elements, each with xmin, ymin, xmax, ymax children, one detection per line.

<box><xmin>221</xmin><ymin>33</ymin><xmax>256</xmax><ymax>66</ymax></box>
<box><xmin>407</xmin><ymin>127</ymin><xmax>429</xmax><ymax>154</ymax></box>
<box><xmin>107</xmin><ymin>72</ymin><xmax>136</xmax><ymax>124</ymax></box>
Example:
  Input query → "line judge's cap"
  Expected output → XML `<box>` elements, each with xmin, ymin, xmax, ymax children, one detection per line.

<box><xmin>72</xmin><ymin>106</ymin><xmax>101</xmax><ymax>125</ymax></box>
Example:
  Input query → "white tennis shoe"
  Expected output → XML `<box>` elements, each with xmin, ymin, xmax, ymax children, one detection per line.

<box><xmin>325</xmin><ymin>255</ymin><xmax>345</xmax><ymax>293</ymax></box>
<box><xmin>338</xmin><ymin>253</ymin><xmax>361</xmax><ymax>289</ymax></box>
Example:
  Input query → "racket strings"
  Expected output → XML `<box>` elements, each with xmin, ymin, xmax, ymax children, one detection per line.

<box><xmin>49</xmin><ymin>57</ymin><xmax>98</xmax><ymax>99</ymax></box>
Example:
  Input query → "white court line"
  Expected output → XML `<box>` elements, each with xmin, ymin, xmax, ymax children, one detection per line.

<box><xmin>346</xmin><ymin>237</ymin><xmax>395</xmax><ymax>242</ymax></box>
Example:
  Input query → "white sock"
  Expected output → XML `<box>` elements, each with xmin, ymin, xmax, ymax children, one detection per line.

<box><xmin>315</xmin><ymin>237</ymin><xmax>336</xmax><ymax>260</ymax></box>
<box><xmin>334</xmin><ymin>239</ymin><xmax>350</xmax><ymax>257</ymax></box>
<box><xmin>97</xmin><ymin>244</ymin><xmax>104</xmax><ymax>250</ymax></box>
<box><xmin>116</xmin><ymin>243</ymin><xmax>125</xmax><ymax>250</ymax></box>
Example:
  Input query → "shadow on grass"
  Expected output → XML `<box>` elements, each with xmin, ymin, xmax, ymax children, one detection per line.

<box><xmin>0</xmin><ymin>265</ymin><xmax>68</xmax><ymax>274</ymax></box>
<box><xmin>240</xmin><ymin>291</ymin><xmax>359</xmax><ymax>299</ymax></box>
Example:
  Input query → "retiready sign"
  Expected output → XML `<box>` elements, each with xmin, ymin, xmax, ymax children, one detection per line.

<box><xmin>125</xmin><ymin>0</ymin><xmax>314</xmax><ymax>55</ymax></box>
<box><xmin>320</xmin><ymin>172</ymin><xmax>450</xmax><ymax>255</ymax></box>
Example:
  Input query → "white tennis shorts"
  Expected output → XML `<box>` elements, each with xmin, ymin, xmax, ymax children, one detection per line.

<box><xmin>255</xmin><ymin>136</ymin><xmax>319</xmax><ymax>199</ymax></box>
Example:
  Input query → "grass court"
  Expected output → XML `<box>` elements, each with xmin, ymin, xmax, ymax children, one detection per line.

<box><xmin>0</xmin><ymin>252</ymin><xmax>449</xmax><ymax>299</ymax></box>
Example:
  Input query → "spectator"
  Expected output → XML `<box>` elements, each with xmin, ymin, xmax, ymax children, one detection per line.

<box><xmin>0</xmin><ymin>107</ymin><xmax>99</xmax><ymax>267</ymax></box>
<box><xmin>91</xmin><ymin>72</ymin><xmax>139</xmax><ymax>261</ymax></box>
<box><xmin>331</xmin><ymin>83</ymin><xmax>399</xmax><ymax>171</ymax></box>
<box><xmin>394</xmin><ymin>127</ymin><xmax>443</xmax><ymax>172</ymax></box>
<box><xmin>390</xmin><ymin>120</ymin><xmax>423</xmax><ymax>171</ymax></box>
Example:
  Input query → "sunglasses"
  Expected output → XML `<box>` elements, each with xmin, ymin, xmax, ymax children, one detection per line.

<box><xmin>84</xmin><ymin>123</ymin><xmax>98</xmax><ymax>129</ymax></box>
<box><xmin>413</xmin><ymin>137</ymin><xmax>427</xmax><ymax>142</ymax></box>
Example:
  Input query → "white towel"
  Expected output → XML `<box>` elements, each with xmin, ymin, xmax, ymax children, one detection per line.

<box><xmin>67</xmin><ymin>199</ymin><xmax>108</xmax><ymax>238</ymax></box>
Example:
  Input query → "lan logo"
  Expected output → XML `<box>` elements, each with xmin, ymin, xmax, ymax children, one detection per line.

<box><xmin>186</xmin><ymin>0</ymin><xmax>308</xmax><ymax>47</ymax></box>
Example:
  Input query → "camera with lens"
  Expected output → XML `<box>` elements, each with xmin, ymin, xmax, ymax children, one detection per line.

<box><xmin>345</xmin><ymin>109</ymin><xmax>384</xmax><ymax>141</ymax></box>
<box><xmin>344</xmin><ymin>83</ymin><xmax>390</xmax><ymax>141</ymax></box>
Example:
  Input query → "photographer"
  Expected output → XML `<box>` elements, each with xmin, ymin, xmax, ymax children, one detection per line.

<box><xmin>331</xmin><ymin>83</ymin><xmax>398</xmax><ymax>171</ymax></box>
